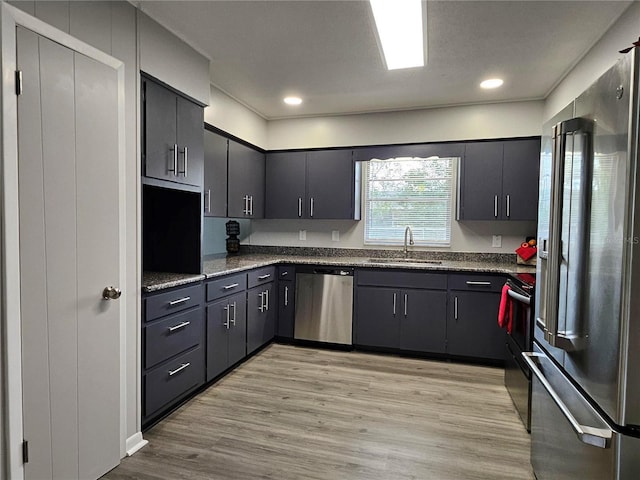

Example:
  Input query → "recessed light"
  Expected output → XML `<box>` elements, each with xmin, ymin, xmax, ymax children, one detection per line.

<box><xmin>480</xmin><ymin>78</ymin><xmax>504</xmax><ymax>89</ymax></box>
<box><xmin>370</xmin><ymin>0</ymin><xmax>425</xmax><ymax>70</ymax></box>
<box><xmin>284</xmin><ymin>96</ymin><xmax>302</xmax><ymax>105</ymax></box>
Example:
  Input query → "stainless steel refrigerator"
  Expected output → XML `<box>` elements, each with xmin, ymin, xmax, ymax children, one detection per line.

<box><xmin>524</xmin><ymin>50</ymin><xmax>640</xmax><ymax>479</ymax></box>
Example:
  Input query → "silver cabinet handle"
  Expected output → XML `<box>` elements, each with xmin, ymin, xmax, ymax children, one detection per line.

<box><xmin>404</xmin><ymin>293</ymin><xmax>408</xmax><ymax>317</ymax></box>
<box><xmin>310</xmin><ymin>197</ymin><xmax>314</xmax><ymax>217</ymax></box>
<box><xmin>243</xmin><ymin>195</ymin><xmax>249</xmax><ymax>215</ymax></box>
<box><xmin>506</xmin><ymin>194</ymin><xmax>510</xmax><ymax>218</ymax></box>
<box><xmin>205</xmin><ymin>189</ymin><xmax>211</xmax><ymax>213</ymax></box>
<box><xmin>281</xmin><ymin>271</ymin><xmax>288</xmax><ymax>277</ymax></box>
<box><xmin>258</xmin><ymin>274</ymin><xmax>271</xmax><ymax>280</ymax></box>
<box><xmin>259</xmin><ymin>292</ymin><xmax>264</xmax><ymax>312</ymax></box>
<box><xmin>168</xmin><ymin>362</ymin><xmax>190</xmax><ymax>376</ymax></box>
<box><xmin>169</xmin><ymin>296</ymin><xmax>190</xmax><ymax>306</ymax></box>
<box><xmin>298</xmin><ymin>197</ymin><xmax>302</xmax><ymax>217</ymax></box>
<box><xmin>522</xmin><ymin>352</ymin><xmax>612</xmax><ymax>448</ymax></box>
<box><xmin>102</xmin><ymin>286</ymin><xmax>121</xmax><ymax>300</ymax></box>
<box><xmin>284</xmin><ymin>286</ymin><xmax>289</xmax><ymax>306</ymax></box>
<box><xmin>223</xmin><ymin>304</ymin><xmax>230</xmax><ymax>329</ymax></box>
<box><xmin>169</xmin><ymin>143</ymin><xmax>178</xmax><ymax>175</ymax></box>
<box><xmin>454</xmin><ymin>296</ymin><xmax>458</xmax><ymax>320</ymax></box>
<box><xmin>178</xmin><ymin>146</ymin><xmax>188</xmax><ymax>176</ymax></box>
<box><xmin>250</xmin><ymin>195</ymin><xmax>254</xmax><ymax>216</ymax></box>
<box><xmin>168</xmin><ymin>321</ymin><xmax>190</xmax><ymax>332</ymax></box>
<box><xmin>223</xmin><ymin>283</ymin><xmax>239</xmax><ymax>290</ymax></box>
<box><xmin>392</xmin><ymin>293</ymin><xmax>397</xmax><ymax>316</ymax></box>
<box><xmin>230</xmin><ymin>302</ymin><xmax>237</xmax><ymax>325</ymax></box>
<box><xmin>494</xmin><ymin>195</ymin><xmax>498</xmax><ymax>218</ymax></box>
<box><xmin>265</xmin><ymin>289</ymin><xmax>269</xmax><ymax>311</ymax></box>
<box><xmin>466</xmin><ymin>281</ymin><xmax>492</xmax><ymax>286</ymax></box>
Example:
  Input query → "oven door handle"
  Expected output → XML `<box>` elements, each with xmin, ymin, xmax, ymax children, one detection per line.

<box><xmin>507</xmin><ymin>289</ymin><xmax>530</xmax><ymax>305</ymax></box>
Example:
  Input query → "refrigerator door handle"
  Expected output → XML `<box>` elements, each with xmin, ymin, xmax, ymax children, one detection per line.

<box><xmin>541</xmin><ymin>118</ymin><xmax>594</xmax><ymax>352</ymax></box>
<box><xmin>523</xmin><ymin>352</ymin><xmax>612</xmax><ymax>449</ymax></box>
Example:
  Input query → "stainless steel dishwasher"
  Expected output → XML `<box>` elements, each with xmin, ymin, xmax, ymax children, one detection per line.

<box><xmin>294</xmin><ymin>267</ymin><xmax>354</xmax><ymax>345</ymax></box>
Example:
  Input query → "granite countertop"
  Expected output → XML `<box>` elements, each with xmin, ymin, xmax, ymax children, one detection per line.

<box><xmin>143</xmin><ymin>251</ymin><xmax>536</xmax><ymax>292</ymax></box>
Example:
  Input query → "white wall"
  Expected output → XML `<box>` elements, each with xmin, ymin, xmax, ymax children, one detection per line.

<box><xmin>267</xmin><ymin>101</ymin><xmax>543</xmax><ymax>150</ymax></box>
<box><xmin>544</xmin><ymin>1</ymin><xmax>640</xmax><ymax>120</ymax></box>
<box><xmin>205</xmin><ymin>84</ymin><xmax>268</xmax><ymax>149</ymax></box>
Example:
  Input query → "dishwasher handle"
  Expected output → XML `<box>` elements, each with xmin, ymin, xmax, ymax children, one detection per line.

<box><xmin>311</xmin><ymin>268</ymin><xmax>353</xmax><ymax>276</ymax></box>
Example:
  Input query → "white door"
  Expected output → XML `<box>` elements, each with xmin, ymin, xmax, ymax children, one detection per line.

<box><xmin>17</xmin><ymin>25</ymin><xmax>122</xmax><ymax>480</ymax></box>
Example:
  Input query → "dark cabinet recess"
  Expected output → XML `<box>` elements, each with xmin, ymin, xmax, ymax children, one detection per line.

<box><xmin>458</xmin><ymin>138</ymin><xmax>540</xmax><ymax>221</ymax></box>
<box><xmin>142</xmin><ymin>75</ymin><xmax>204</xmax><ymax>189</ymax></box>
<box><xmin>265</xmin><ymin>149</ymin><xmax>360</xmax><ymax>219</ymax></box>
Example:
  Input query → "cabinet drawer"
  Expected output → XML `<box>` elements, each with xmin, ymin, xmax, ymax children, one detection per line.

<box><xmin>144</xmin><ymin>346</ymin><xmax>204</xmax><ymax>417</ymax></box>
<box><xmin>277</xmin><ymin>265</ymin><xmax>295</xmax><ymax>280</ymax></box>
<box><xmin>247</xmin><ymin>266</ymin><xmax>276</xmax><ymax>288</ymax></box>
<box><xmin>357</xmin><ymin>269</ymin><xmax>447</xmax><ymax>290</ymax></box>
<box><xmin>145</xmin><ymin>308</ymin><xmax>203</xmax><ymax>369</ymax></box>
<box><xmin>448</xmin><ymin>274</ymin><xmax>505</xmax><ymax>292</ymax></box>
<box><xmin>206</xmin><ymin>273</ymin><xmax>247</xmax><ymax>302</ymax></box>
<box><xmin>145</xmin><ymin>284</ymin><xmax>203</xmax><ymax>322</ymax></box>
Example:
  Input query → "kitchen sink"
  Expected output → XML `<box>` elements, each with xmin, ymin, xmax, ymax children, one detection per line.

<box><xmin>367</xmin><ymin>258</ymin><xmax>443</xmax><ymax>265</ymax></box>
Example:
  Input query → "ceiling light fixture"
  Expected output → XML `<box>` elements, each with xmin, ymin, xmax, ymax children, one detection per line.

<box><xmin>480</xmin><ymin>78</ymin><xmax>504</xmax><ymax>89</ymax></box>
<box><xmin>284</xmin><ymin>96</ymin><xmax>302</xmax><ymax>105</ymax></box>
<box><xmin>369</xmin><ymin>0</ymin><xmax>425</xmax><ymax>70</ymax></box>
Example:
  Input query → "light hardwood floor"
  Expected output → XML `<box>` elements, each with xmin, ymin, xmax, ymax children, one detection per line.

<box><xmin>105</xmin><ymin>344</ymin><xmax>535</xmax><ymax>480</ymax></box>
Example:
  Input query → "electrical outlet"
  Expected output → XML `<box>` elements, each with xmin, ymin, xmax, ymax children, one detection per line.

<box><xmin>299</xmin><ymin>230</ymin><xmax>307</xmax><ymax>241</ymax></box>
<box><xmin>332</xmin><ymin>230</ymin><xmax>340</xmax><ymax>242</ymax></box>
<box><xmin>492</xmin><ymin>235</ymin><xmax>502</xmax><ymax>248</ymax></box>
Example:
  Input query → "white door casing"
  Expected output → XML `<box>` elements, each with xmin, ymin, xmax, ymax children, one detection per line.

<box><xmin>1</xmin><ymin>4</ymin><xmax>127</xmax><ymax>479</ymax></box>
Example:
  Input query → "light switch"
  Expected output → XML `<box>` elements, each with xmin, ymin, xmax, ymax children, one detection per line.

<box><xmin>332</xmin><ymin>230</ymin><xmax>340</xmax><ymax>242</ymax></box>
<box><xmin>299</xmin><ymin>230</ymin><xmax>307</xmax><ymax>241</ymax></box>
<box><xmin>492</xmin><ymin>235</ymin><xmax>502</xmax><ymax>248</ymax></box>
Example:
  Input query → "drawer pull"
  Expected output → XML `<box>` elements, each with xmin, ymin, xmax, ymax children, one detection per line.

<box><xmin>169</xmin><ymin>296</ymin><xmax>191</xmax><ymax>306</ymax></box>
<box><xmin>223</xmin><ymin>283</ymin><xmax>239</xmax><ymax>290</ymax></box>
<box><xmin>258</xmin><ymin>274</ymin><xmax>272</xmax><ymax>280</ymax></box>
<box><xmin>168</xmin><ymin>362</ymin><xmax>190</xmax><ymax>376</ymax></box>
<box><xmin>465</xmin><ymin>281</ymin><xmax>492</xmax><ymax>286</ymax></box>
<box><xmin>168</xmin><ymin>321</ymin><xmax>190</xmax><ymax>332</ymax></box>
<box><xmin>281</xmin><ymin>271</ymin><xmax>288</xmax><ymax>277</ymax></box>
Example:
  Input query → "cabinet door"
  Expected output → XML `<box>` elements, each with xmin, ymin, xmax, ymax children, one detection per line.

<box><xmin>265</xmin><ymin>151</ymin><xmax>306</xmax><ymax>218</ymax></box>
<box><xmin>227</xmin><ymin>140</ymin><xmax>265</xmax><ymax>218</ymax></box>
<box><xmin>399</xmin><ymin>289</ymin><xmax>447</xmax><ymax>354</ymax></box>
<box><xmin>277</xmin><ymin>280</ymin><xmax>295</xmax><ymax>338</ymax></box>
<box><xmin>306</xmin><ymin>149</ymin><xmax>354</xmax><ymax>219</ymax></box>
<box><xmin>206</xmin><ymin>298</ymin><xmax>230</xmax><ymax>382</ymax></box>
<box><xmin>459</xmin><ymin>142</ymin><xmax>503</xmax><ymax>220</ymax></box>
<box><xmin>354</xmin><ymin>286</ymin><xmax>399</xmax><ymax>348</ymax></box>
<box><xmin>227</xmin><ymin>291</ymin><xmax>247</xmax><ymax>368</ymax></box>
<box><xmin>447</xmin><ymin>290</ymin><xmax>505</xmax><ymax>360</ymax></box>
<box><xmin>203</xmin><ymin>130</ymin><xmax>228</xmax><ymax>217</ymax></box>
<box><xmin>176</xmin><ymin>96</ymin><xmax>204</xmax><ymax>187</ymax></box>
<box><xmin>143</xmin><ymin>79</ymin><xmax>177</xmax><ymax>182</ymax></box>
<box><xmin>502</xmin><ymin>139</ymin><xmax>541</xmax><ymax>221</ymax></box>
<box><xmin>246</xmin><ymin>284</ymin><xmax>274</xmax><ymax>354</ymax></box>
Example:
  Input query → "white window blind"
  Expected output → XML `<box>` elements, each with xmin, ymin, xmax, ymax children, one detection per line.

<box><xmin>364</xmin><ymin>157</ymin><xmax>456</xmax><ymax>246</ymax></box>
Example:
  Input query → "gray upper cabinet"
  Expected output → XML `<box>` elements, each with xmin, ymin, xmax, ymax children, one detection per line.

<box><xmin>203</xmin><ymin>129</ymin><xmax>228</xmax><ymax>217</ymax></box>
<box><xmin>142</xmin><ymin>76</ymin><xmax>204</xmax><ymax>188</ymax></box>
<box><xmin>227</xmin><ymin>140</ymin><xmax>265</xmax><ymax>219</ymax></box>
<box><xmin>458</xmin><ymin>138</ymin><xmax>540</xmax><ymax>221</ymax></box>
<box><xmin>265</xmin><ymin>149</ymin><xmax>358</xmax><ymax>219</ymax></box>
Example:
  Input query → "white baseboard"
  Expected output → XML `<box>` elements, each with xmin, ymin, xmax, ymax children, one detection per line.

<box><xmin>125</xmin><ymin>432</ymin><xmax>149</xmax><ymax>456</ymax></box>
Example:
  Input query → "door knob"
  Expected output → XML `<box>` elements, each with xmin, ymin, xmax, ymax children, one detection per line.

<box><xmin>102</xmin><ymin>286</ymin><xmax>122</xmax><ymax>300</ymax></box>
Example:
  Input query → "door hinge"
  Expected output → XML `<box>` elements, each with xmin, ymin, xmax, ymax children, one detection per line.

<box><xmin>15</xmin><ymin>70</ymin><xmax>23</xmax><ymax>96</ymax></box>
<box><xmin>22</xmin><ymin>440</ymin><xmax>29</xmax><ymax>464</ymax></box>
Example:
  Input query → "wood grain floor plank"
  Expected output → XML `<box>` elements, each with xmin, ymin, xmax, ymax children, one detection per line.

<box><xmin>104</xmin><ymin>344</ymin><xmax>534</xmax><ymax>480</ymax></box>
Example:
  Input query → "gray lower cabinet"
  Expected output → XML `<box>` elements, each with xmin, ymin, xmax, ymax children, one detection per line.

<box><xmin>265</xmin><ymin>149</ymin><xmax>359</xmax><ymax>219</ymax></box>
<box><xmin>355</xmin><ymin>286</ymin><xmax>446</xmax><ymax>353</ymax></box>
<box><xmin>276</xmin><ymin>266</ymin><xmax>295</xmax><ymax>339</ymax></box>
<box><xmin>247</xmin><ymin>283</ymin><xmax>275</xmax><ymax>354</ymax></box>
<box><xmin>447</xmin><ymin>274</ymin><xmax>506</xmax><ymax>361</ymax></box>
<box><xmin>206</xmin><ymin>291</ymin><xmax>247</xmax><ymax>381</ymax></box>
<box><xmin>142</xmin><ymin>283</ymin><xmax>205</xmax><ymax>428</ymax></box>
<box><xmin>458</xmin><ymin>138</ymin><xmax>540</xmax><ymax>221</ymax></box>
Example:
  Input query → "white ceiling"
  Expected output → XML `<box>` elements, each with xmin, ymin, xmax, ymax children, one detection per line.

<box><xmin>137</xmin><ymin>0</ymin><xmax>632</xmax><ymax>119</ymax></box>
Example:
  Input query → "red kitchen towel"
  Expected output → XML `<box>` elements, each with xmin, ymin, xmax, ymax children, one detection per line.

<box><xmin>516</xmin><ymin>245</ymin><xmax>537</xmax><ymax>261</ymax></box>
<box><xmin>498</xmin><ymin>284</ymin><xmax>514</xmax><ymax>334</ymax></box>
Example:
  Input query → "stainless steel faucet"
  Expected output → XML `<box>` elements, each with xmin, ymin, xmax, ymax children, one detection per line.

<box><xmin>404</xmin><ymin>225</ymin><xmax>414</xmax><ymax>258</ymax></box>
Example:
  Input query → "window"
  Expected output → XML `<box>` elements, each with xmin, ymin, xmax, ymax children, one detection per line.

<box><xmin>364</xmin><ymin>156</ymin><xmax>456</xmax><ymax>246</ymax></box>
